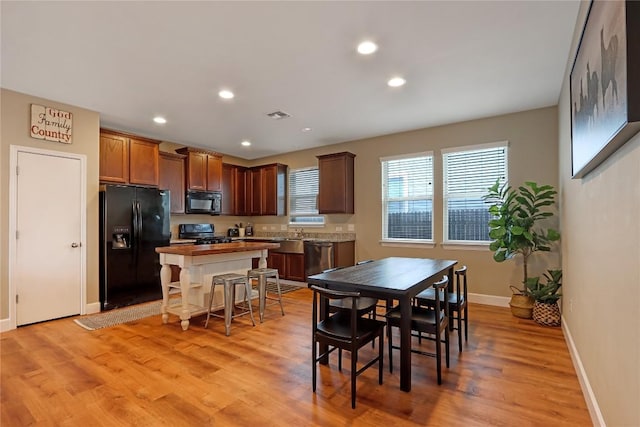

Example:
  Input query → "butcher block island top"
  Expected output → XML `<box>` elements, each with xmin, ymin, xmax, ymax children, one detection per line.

<box><xmin>156</xmin><ymin>241</ymin><xmax>280</xmax><ymax>330</ymax></box>
<box><xmin>155</xmin><ymin>241</ymin><xmax>280</xmax><ymax>256</ymax></box>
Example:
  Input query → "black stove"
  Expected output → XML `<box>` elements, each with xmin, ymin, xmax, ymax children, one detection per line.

<box><xmin>178</xmin><ymin>223</ymin><xmax>231</xmax><ymax>245</ymax></box>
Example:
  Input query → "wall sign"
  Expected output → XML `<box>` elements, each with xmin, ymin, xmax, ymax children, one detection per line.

<box><xmin>30</xmin><ymin>104</ymin><xmax>73</xmax><ymax>144</ymax></box>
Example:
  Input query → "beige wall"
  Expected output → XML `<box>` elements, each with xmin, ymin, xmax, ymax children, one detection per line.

<box><xmin>557</xmin><ymin>2</ymin><xmax>640</xmax><ymax>425</ymax></box>
<box><xmin>0</xmin><ymin>89</ymin><xmax>100</xmax><ymax>320</ymax></box>
<box><xmin>252</xmin><ymin>106</ymin><xmax>560</xmax><ymax>298</ymax></box>
<box><xmin>0</xmin><ymin>91</ymin><xmax>559</xmax><ymax>321</ymax></box>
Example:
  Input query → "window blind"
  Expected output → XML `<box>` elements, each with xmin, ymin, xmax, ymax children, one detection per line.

<box><xmin>289</xmin><ymin>167</ymin><xmax>323</xmax><ymax>224</ymax></box>
<box><xmin>443</xmin><ymin>142</ymin><xmax>508</xmax><ymax>241</ymax></box>
<box><xmin>381</xmin><ymin>153</ymin><xmax>433</xmax><ymax>240</ymax></box>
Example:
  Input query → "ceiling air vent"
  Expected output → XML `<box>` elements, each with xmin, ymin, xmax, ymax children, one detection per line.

<box><xmin>267</xmin><ymin>110</ymin><xmax>291</xmax><ymax>120</ymax></box>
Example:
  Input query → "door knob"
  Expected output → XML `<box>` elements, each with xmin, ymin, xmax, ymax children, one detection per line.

<box><xmin>71</xmin><ymin>242</ymin><xmax>80</xmax><ymax>248</ymax></box>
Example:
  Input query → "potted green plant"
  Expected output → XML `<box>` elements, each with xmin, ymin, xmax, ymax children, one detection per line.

<box><xmin>483</xmin><ymin>180</ymin><xmax>561</xmax><ymax>318</ymax></box>
<box><xmin>525</xmin><ymin>269</ymin><xmax>562</xmax><ymax>326</ymax></box>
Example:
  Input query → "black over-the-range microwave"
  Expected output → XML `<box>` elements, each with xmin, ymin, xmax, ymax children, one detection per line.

<box><xmin>185</xmin><ymin>190</ymin><xmax>222</xmax><ymax>215</ymax></box>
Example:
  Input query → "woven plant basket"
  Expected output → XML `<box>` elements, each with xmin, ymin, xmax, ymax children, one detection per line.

<box><xmin>532</xmin><ymin>301</ymin><xmax>561</xmax><ymax>326</ymax></box>
<box><xmin>509</xmin><ymin>286</ymin><xmax>534</xmax><ymax>319</ymax></box>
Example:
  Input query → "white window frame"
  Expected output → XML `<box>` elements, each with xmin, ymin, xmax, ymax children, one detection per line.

<box><xmin>442</xmin><ymin>141</ymin><xmax>508</xmax><ymax>247</ymax></box>
<box><xmin>288</xmin><ymin>166</ymin><xmax>324</xmax><ymax>226</ymax></box>
<box><xmin>380</xmin><ymin>151</ymin><xmax>434</xmax><ymax>245</ymax></box>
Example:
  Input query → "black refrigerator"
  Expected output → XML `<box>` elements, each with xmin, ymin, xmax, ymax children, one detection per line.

<box><xmin>99</xmin><ymin>184</ymin><xmax>171</xmax><ymax>310</ymax></box>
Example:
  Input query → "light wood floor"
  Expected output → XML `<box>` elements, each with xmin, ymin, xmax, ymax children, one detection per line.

<box><xmin>1</xmin><ymin>288</ymin><xmax>591</xmax><ymax>426</ymax></box>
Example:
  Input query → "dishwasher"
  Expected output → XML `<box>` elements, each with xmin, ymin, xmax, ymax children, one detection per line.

<box><xmin>304</xmin><ymin>241</ymin><xmax>335</xmax><ymax>278</ymax></box>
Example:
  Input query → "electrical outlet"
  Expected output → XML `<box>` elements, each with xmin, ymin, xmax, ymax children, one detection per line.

<box><xmin>335</xmin><ymin>226</ymin><xmax>343</xmax><ymax>232</ymax></box>
<box><xmin>347</xmin><ymin>224</ymin><xmax>355</xmax><ymax>231</ymax></box>
<box><xmin>280</xmin><ymin>224</ymin><xmax>287</xmax><ymax>231</ymax></box>
<box><xmin>261</xmin><ymin>226</ymin><xmax>267</xmax><ymax>231</ymax></box>
<box><xmin>569</xmin><ymin>298</ymin><xmax>573</xmax><ymax>313</ymax></box>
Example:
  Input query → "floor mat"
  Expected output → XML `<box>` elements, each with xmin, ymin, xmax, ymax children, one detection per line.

<box><xmin>74</xmin><ymin>284</ymin><xmax>304</xmax><ymax>330</ymax></box>
<box><xmin>73</xmin><ymin>299</ymin><xmax>171</xmax><ymax>331</ymax></box>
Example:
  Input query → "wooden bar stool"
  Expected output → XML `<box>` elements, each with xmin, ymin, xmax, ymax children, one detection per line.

<box><xmin>247</xmin><ymin>268</ymin><xmax>285</xmax><ymax>322</ymax></box>
<box><xmin>205</xmin><ymin>273</ymin><xmax>255</xmax><ymax>336</ymax></box>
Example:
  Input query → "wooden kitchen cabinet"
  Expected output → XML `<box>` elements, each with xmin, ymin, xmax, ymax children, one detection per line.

<box><xmin>248</xmin><ymin>164</ymin><xmax>287</xmax><ymax>216</ymax></box>
<box><xmin>159</xmin><ymin>151</ymin><xmax>186</xmax><ymax>214</ymax></box>
<box><xmin>333</xmin><ymin>240</ymin><xmax>355</xmax><ymax>268</ymax></box>
<box><xmin>129</xmin><ymin>137</ymin><xmax>160</xmax><ymax>186</ymax></box>
<box><xmin>285</xmin><ymin>253</ymin><xmax>305</xmax><ymax>282</ymax></box>
<box><xmin>234</xmin><ymin>166</ymin><xmax>248</xmax><ymax>216</ymax></box>
<box><xmin>262</xmin><ymin>163</ymin><xmax>287</xmax><ymax>216</ymax></box>
<box><xmin>267</xmin><ymin>251</ymin><xmax>305</xmax><ymax>282</ymax></box>
<box><xmin>99</xmin><ymin>131</ymin><xmax>129</xmax><ymax>184</ymax></box>
<box><xmin>207</xmin><ymin>154</ymin><xmax>222</xmax><ymax>191</ymax></box>
<box><xmin>100</xmin><ymin>129</ymin><xmax>160</xmax><ymax>186</ymax></box>
<box><xmin>317</xmin><ymin>152</ymin><xmax>355</xmax><ymax>214</ymax></box>
<box><xmin>221</xmin><ymin>163</ymin><xmax>234</xmax><ymax>215</ymax></box>
<box><xmin>248</xmin><ymin>167</ymin><xmax>263</xmax><ymax>216</ymax></box>
<box><xmin>223</xmin><ymin>162</ymin><xmax>286</xmax><ymax>216</ymax></box>
<box><xmin>267</xmin><ymin>252</ymin><xmax>286</xmax><ymax>275</ymax></box>
<box><xmin>176</xmin><ymin>147</ymin><xmax>222</xmax><ymax>192</ymax></box>
<box><xmin>221</xmin><ymin>163</ymin><xmax>248</xmax><ymax>215</ymax></box>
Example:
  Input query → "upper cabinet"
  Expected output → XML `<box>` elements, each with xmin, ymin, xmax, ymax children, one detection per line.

<box><xmin>222</xmin><ymin>163</ymin><xmax>249</xmax><ymax>216</ymax></box>
<box><xmin>100</xmin><ymin>129</ymin><xmax>159</xmax><ymax>186</ymax></box>
<box><xmin>207</xmin><ymin>154</ymin><xmax>222</xmax><ymax>192</ymax></box>
<box><xmin>248</xmin><ymin>167</ymin><xmax>263</xmax><ymax>216</ymax></box>
<box><xmin>262</xmin><ymin>163</ymin><xmax>287</xmax><ymax>216</ymax></box>
<box><xmin>317</xmin><ymin>152</ymin><xmax>355</xmax><ymax>214</ymax></box>
<box><xmin>221</xmin><ymin>163</ymin><xmax>234</xmax><ymax>215</ymax></box>
<box><xmin>99</xmin><ymin>131</ymin><xmax>128</xmax><ymax>184</ymax></box>
<box><xmin>233</xmin><ymin>166</ymin><xmax>248</xmax><ymax>216</ymax></box>
<box><xmin>159</xmin><ymin>152</ymin><xmax>186</xmax><ymax>214</ymax></box>
<box><xmin>175</xmin><ymin>147</ymin><xmax>222</xmax><ymax>192</ymax></box>
<box><xmin>246</xmin><ymin>163</ymin><xmax>287</xmax><ymax>216</ymax></box>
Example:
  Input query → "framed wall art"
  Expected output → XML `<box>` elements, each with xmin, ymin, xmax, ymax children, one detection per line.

<box><xmin>570</xmin><ymin>0</ymin><xmax>640</xmax><ymax>178</ymax></box>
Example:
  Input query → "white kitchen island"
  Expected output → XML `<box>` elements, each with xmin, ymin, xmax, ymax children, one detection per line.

<box><xmin>155</xmin><ymin>241</ymin><xmax>280</xmax><ymax>330</ymax></box>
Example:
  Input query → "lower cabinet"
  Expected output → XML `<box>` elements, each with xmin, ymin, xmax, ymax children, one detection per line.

<box><xmin>285</xmin><ymin>253</ymin><xmax>305</xmax><ymax>282</ymax></box>
<box><xmin>267</xmin><ymin>251</ymin><xmax>305</xmax><ymax>281</ymax></box>
<box><xmin>267</xmin><ymin>252</ymin><xmax>286</xmax><ymax>276</ymax></box>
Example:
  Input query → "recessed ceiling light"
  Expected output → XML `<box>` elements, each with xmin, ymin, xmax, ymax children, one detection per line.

<box><xmin>219</xmin><ymin>89</ymin><xmax>234</xmax><ymax>99</ymax></box>
<box><xmin>387</xmin><ymin>77</ymin><xmax>406</xmax><ymax>87</ymax></box>
<box><xmin>302</xmin><ymin>127</ymin><xmax>312</xmax><ymax>132</ymax></box>
<box><xmin>241</xmin><ymin>140</ymin><xmax>251</xmax><ymax>147</ymax></box>
<box><xmin>357</xmin><ymin>41</ymin><xmax>378</xmax><ymax>55</ymax></box>
<box><xmin>153</xmin><ymin>116</ymin><xmax>166</xmax><ymax>124</ymax></box>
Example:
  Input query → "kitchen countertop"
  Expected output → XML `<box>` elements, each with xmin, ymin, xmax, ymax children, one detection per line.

<box><xmin>156</xmin><ymin>241</ymin><xmax>280</xmax><ymax>256</ymax></box>
<box><xmin>237</xmin><ymin>236</ymin><xmax>355</xmax><ymax>243</ymax></box>
<box><xmin>170</xmin><ymin>238</ymin><xmax>197</xmax><ymax>245</ymax></box>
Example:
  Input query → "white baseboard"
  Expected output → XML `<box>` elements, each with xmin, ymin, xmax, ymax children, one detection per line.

<box><xmin>85</xmin><ymin>302</ymin><xmax>101</xmax><ymax>315</ymax></box>
<box><xmin>0</xmin><ymin>317</ymin><xmax>15</xmax><ymax>333</ymax></box>
<box><xmin>469</xmin><ymin>292</ymin><xmax>510</xmax><ymax>307</ymax></box>
<box><xmin>562</xmin><ymin>317</ymin><xmax>605</xmax><ymax>426</ymax></box>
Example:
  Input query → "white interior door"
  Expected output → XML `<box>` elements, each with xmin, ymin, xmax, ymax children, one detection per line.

<box><xmin>14</xmin><ymin>148</ymin><xmax>84</xmax><ymax>325</ymax></box>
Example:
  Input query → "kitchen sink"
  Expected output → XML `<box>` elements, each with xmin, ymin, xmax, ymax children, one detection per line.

<box><xmin>273</xmin><ymin>239</ymin><xmax>305</xmax><ymax>254</ymax></box>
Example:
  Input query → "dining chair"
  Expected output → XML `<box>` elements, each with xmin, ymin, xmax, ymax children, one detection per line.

<box><xmin>326</xmin><ymin>266</ymin><xmax>378</xmax><ymax>318</ymax></box>
<box><xmin>311</xmin><ymin>285</ymin><xmax>385</xmax><ymax>409</ymax></box>
<box><xmin>324</xmin><ymin>265</ymin><xmax>380</xmax><ymax>359</ymax></box>
<box><xmin>415</xmin><ymin>266</ymin><xmax>468</xmax><ymax>352</ymax></box>
<box><xmin>385</xmin><ymin>276</ymin><xmax>450</xmax><ymax>384</ymax></box>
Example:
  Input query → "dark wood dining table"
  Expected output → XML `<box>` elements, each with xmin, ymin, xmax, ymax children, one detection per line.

<box><xmin>307</xmin><ymin>256</ymin><xmax>458</xmax><ymax>392</ymax></box>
